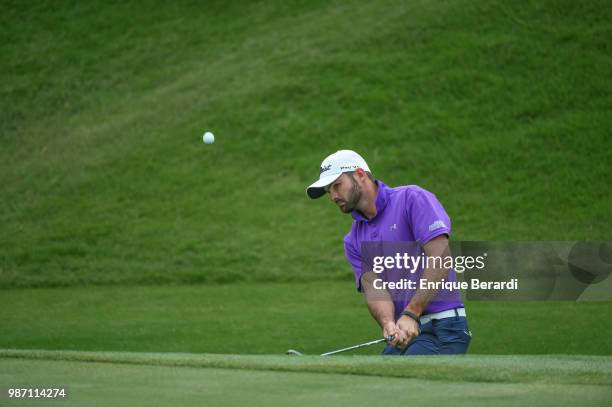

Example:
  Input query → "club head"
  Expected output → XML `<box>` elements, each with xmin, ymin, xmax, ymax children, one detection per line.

<box><xmin>286</xmin><ymin>349</ymin><xmax>303</xmax><ymax>356</ymax></box>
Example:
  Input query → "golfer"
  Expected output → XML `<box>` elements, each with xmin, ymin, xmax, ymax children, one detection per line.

<box><xmin>306</xmin><ymin>150</ymin><xmax>471</xmax><ymax>355</ymax></box>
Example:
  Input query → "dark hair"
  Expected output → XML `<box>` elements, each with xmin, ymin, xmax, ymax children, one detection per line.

<box><xmin>346</xmin><ymin>170</ymin><xmax>375</xmax><ymax>183</ymax></box>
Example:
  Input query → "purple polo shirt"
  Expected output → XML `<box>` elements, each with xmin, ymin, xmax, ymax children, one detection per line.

<box><xmin>343</xmin><ymin>180</ymin><xmax>464</xmax><ymax>320</ymax></box>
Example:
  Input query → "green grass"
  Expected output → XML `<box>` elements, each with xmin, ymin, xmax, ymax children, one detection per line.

<box><xmin>1</xmin><ymin>4</ymin><xmax>609</xmax><ymax>404</ymax></box>
<box><xmin>3</xmin><ymin>350</ymin><xmax>612</xmax><ymax>384</ymax></box>
<box><xmin>1</xmin><ymin>352</ymin><xmax>611</xmax><ymax>406</ymax></box>
<box><xmin>1</xmin><ymin>283</ymin><xmax>611</xmax><ymax>355</ymax></box>
<box><xmin>1</xmin><ymin>0</ymin><xmax>611</xmax><ymax>288</ymax></box>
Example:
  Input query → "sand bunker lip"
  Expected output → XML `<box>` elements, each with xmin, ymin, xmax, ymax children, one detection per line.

<box><xmin>1</xmin><ymin>349</ymin><xmax>611</xmax><ymax>386</ymax></box>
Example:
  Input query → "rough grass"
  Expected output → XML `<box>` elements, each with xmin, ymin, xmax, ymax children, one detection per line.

<box><xmin>1</xmin><ymin>0</ymin><xmax>611</xmax><ymax>288</ymax></box>
<box><xmin>2</xmin><ymin>349</ymin><xmax>611</xmax><ymax>385</ymax></box>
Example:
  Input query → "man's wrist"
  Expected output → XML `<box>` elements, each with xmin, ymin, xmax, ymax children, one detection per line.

<box><xmin>381</xmin><ymin>318</ymin><xmax>394</xmax><ymax>327</ymax></box>
<box><xmin>404</xmin><ymin>303</ymin><xmax>423</xmax><ymax>317</ymax></box>
<box><xmin>401</xmin><ymin>310</ymin><xmax>421</xmax><ymax>325</ymax></box>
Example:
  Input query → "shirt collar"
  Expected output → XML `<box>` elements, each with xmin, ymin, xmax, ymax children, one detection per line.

<box><xmin>351</xmin><ymin>180</ymin><xmax>390</xmax><ymax>222</ymax></box>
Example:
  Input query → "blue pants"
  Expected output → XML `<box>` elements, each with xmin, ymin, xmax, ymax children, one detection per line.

<box><xmin>382</xmin><ymin>316</ymin><xmax>471</xmax><ymax>355</ymax></box>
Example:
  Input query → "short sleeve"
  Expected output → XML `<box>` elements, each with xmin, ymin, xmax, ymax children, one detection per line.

<box><xmin>406</xmin><ymin>188</ymin><xmax>451</xmax><ymax>245</ymax></box>
<box><xmin>343</xmin><ymin>234</ymin><xmax>363</xmax><ymax>292</ymax></box>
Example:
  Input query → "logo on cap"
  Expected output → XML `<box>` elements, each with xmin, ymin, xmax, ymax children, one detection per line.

<box><xmin>320</xmin><ymin>164</ymin><xmax>332</xmax><ymax>174</ymax></box>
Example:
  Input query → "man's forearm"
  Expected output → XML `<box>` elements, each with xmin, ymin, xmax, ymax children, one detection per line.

<box><xmin>405</xmin><ymin>266</ymin><xmax>450</xmax><ymax>316</ymax></box>
<box><xmin>361</xmin><ymin>272</ymin><xmax>395</xmax><ymax>327</ymax></box>
<box><xmin>405</xmin><ymin>235</ymin><xmax>451</xmax><ymax>316</ymax></box>
<box><xmin>366</xmin><ymin>296</ymin><xmax>395</xmax><ymax>328</ymax></box>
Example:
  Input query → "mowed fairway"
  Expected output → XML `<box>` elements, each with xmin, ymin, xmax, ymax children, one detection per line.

<box><xmin>2</xmin><ymin>283</ymin><xmax>612</xmax><ymax>356</ymax></box>
<box><xmin>2</xmin><ymin>352</ymin><xmax>611</xmax><ymax>407</ymax></box>
<box><xmin>2</xmin><ymin>283</ymin><xmax>612</xmax><ymax>405</ymax></box>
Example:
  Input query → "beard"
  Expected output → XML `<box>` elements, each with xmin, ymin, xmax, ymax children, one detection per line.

<box><xmin>338</xmin><ymin>174</ymin><xmax>362</xmax><ymax>213</ymax></box>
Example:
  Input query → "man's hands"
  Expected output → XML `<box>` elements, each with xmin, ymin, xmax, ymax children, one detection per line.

<box><xmin>383</xmin><ymin>316</ymin><xmax>420</xmax><ymax>348</ymax></box>
<box><xmin>383</xmin><ymin>321</ymin><xmax>403</xmax><ymax>345</ymax></box>
<box><xmin>396</xmin><ymin>315</ymin><xmax>420</xmax><ymax>347</ymax></box>
<box><xmin>362</xmin><ymin>271</ymin><xmax>423</xmax><ymax>349</ymax></box>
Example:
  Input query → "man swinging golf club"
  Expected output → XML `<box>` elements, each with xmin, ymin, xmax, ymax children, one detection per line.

<box><xmin>306</xmin><ymin>150</ymin><xmax>471</xmax><ymax>355</ymax></box>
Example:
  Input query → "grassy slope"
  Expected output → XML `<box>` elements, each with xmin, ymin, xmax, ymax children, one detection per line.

<box><xmin>3</xmin><ymin>357</ymin><xmax>610</xmax><ymax>407</ymax></box>
<box><xmin>1</xmin><ymin>0</ymin><xmax>611</xmax><ymax>287</ymax></box>
<box><xmin>1</xmin><ymin>283</ymin><xmax>611</xmax><ymax>355</ymax></box>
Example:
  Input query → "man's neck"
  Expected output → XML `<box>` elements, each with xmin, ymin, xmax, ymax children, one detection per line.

<box><xmin>357</xmin><ymin>181</ymin><xmax>379</xmax><ymax>220</ymax></box>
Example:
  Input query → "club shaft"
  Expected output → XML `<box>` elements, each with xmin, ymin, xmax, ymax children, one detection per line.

<box><xmin>320</xmin><ymin>338</ymin><xmax>387</xmax><ymax>356</ymax></box>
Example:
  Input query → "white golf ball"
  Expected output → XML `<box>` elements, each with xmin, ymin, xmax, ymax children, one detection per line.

<box><xmin>203</xmin><ymin>131</ymin><xmax>215</xmax><ymax>144</ymax></box>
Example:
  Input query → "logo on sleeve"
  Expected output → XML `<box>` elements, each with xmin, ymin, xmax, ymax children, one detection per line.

<box><xmin>428</xmin><ymin>220</ymin><xmax>447</xmax><ymax>232</ymax></box>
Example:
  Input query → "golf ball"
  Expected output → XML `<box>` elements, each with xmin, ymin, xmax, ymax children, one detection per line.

<box><xmin>203</xmin><ymin>131</ymin><xmax>215</xmax><ymax>144</ymax></box>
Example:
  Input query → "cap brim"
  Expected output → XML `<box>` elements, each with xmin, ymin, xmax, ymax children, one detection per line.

<box><xmin>306</xmin><ymin>173</ymin><xmax>341</xmax><ymax>199</ymax></box>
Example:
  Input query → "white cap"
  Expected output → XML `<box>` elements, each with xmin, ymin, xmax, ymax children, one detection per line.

<box><xmin>306</xmin><ymin>150</ymin><xmax>371</xmax><ymax>199</ymax></box>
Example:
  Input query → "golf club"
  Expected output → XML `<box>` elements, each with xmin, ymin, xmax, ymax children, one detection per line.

<box><xmin>286</xmin><ymin>336</ymin><xmax>393</xmax><ymax>356</ymax></box>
